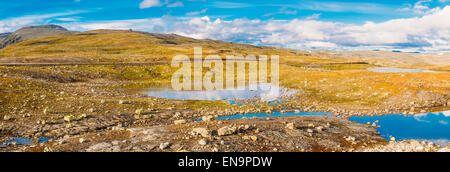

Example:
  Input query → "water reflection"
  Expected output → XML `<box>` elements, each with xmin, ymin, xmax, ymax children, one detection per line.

<box><xmin>211</xmin><ymin>110</ymin><xmax>450</xmax><ymax>146</ymax></box>
<box><xmin>349</xmin><ymin>111</ymin><xmax>450</xmax><ymax>146</ymax></box>
<box><xmin>143</xmin><ymin>83</ymin><xmax>296</xmax><ymax>101</ymax></box>
<box><xmin>0</xmin><ymin>137</ymin><xmax>55</xmax><ymax>147</ymax></box>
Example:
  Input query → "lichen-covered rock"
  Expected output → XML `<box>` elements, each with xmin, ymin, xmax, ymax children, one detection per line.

<box><xmin>217</xmin><ymin>126</ymin><xmax>237</xmax><ymax>136</ymax></box>
<box><xmin>193</xmin><ymin>128</ymin><xmax>211</xmax><ymax>138</ymax></box>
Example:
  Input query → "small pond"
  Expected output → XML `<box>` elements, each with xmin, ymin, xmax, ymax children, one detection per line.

<box><xmin>0</xmin><ymin>137</ymin><xmax>56</xmax><ymax>147</ymax></box>
<box><xmin>143</xmin><ymin>83</ymin><xmax>297</xmax><ymax>102</ymax></box>
<box><xmin>206</xmin><ymin>111</ymin><xmax>332</xmax><ymax>121</ymax></box>
<box><xmin>350</xmin><ymin>111</ymin><xmax>450</xmax><ymax>146</ymax></box>
<box><xmin>209</xmin><ymin>110</ymin><xmax>450</xmax><ymax>146</ymax></box>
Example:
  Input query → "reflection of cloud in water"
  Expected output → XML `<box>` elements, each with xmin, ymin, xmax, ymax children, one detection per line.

<box><xmin>143</xmin><ymin>83</ymin><xmax>296</xmax><ymax>101</ymax></box>
<box><xmin>351</xmin><ymin>111</ymin><xmax>450</xmax><ymax>145</ymax></box>
<box><xmin>439</xmin><ymin>120</ymin><xmax>448</xmax><ymax>125</ymax></box>
<box><xmin>414</xmin><ymin>111</ymin><xmax>450</xmax><ymax>123</ymax></box>
<box><xmin>424</xmin><ymin>139</ymin><xmax>450</xmax><ymax>147</ymax></box>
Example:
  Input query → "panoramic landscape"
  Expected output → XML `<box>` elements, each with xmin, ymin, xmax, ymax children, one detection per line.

<box><xmin>0</xmin><ymin>0</ymin><xmax>449</xmax><ymax>153</ymax></box>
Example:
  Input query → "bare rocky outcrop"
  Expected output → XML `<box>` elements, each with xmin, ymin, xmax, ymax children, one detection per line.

<box><xmin>359</xmin><ymin>140</ymin><xmax>449</xmax><ymax>152</ymax></box>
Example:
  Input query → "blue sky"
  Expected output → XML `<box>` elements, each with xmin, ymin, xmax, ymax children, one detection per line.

<box><xmin>0</xmin><ymin>0</ymin><xmax>449</xmax><ymax>52</ymax></box>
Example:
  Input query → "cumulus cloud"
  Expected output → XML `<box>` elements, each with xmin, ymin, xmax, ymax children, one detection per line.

<box><xmin>167</xmin><ymin>1</ymin><xmax>184</xmax><ymax>7</ymax></box>
<box><xmin>186</xmin><ymin>8</ymin><xmax>207</xmax><ymax>16</ymax></box>
<box><xmin>62</xmin><ymin>6</ymin><xmax>450</xmax><ymax>52</ymax></box>
<box><xmin>399</xmin><ymin>0</ymin><xmax>445</xmax><ymax>14</ymax></box>
<box><xmin>139</xmin><ymin>0</ymin><xmax>163</xmax><ymax>9</ymax></box>
<box><xmin>263</xmin><ymin>7</ymin><xmax>298</xmax><ymax>17</ymax></box>
<box><xmin>139</xmin><ymin>0</ymin><xmax>184</xmax><ymax>9</ymax></box>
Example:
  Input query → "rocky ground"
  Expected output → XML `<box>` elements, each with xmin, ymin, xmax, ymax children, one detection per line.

<box><xmin>0</xmin><ymin>64</ymin><xmax>449</xmax><ymax>152</ymax></box>
<box><xmin>3</xmin><ymin>116</ymin><xmax>388</xmax><ymax>152</ymax></box>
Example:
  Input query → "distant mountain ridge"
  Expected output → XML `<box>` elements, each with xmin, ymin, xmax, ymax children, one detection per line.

<box><xmin>0</xmin><ymin>25</ymin><xmax>70</xmax><ymax>49</ymax></box>
<box><xmin>0</xmin><ymin>32</ymin><xmax>12</xmax><ymax>42</ymax></box>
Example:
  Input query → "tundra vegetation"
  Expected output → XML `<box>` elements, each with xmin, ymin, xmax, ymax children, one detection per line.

<box><xmin>0</xmin><ymin>28</ymin><xmax>449</xmax><ymax>152</ymax></box>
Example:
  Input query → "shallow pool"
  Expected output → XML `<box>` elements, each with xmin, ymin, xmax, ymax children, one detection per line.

<box><xmin>143</xmin><ymin>83</ymin><xmax>296</xmax><ymax>102</ymax></box>
<box><xmin>349</xmin><ymin>111</ymin><xmax>450</xmax><ymax>146</ymax></box>
<box><xmin>0</xmin><ymin>137</ymin><xmax>56</xmax><ymax>147</ymax></box>
<box><xmin>212</xmin><ymin>111</ymin><xmax>332</xmax><ymax>121</ymax></box>
<box><xmin>209</xmin><ymin>110</ymin><xmax>450</xmax><ymax>146</ymax></box>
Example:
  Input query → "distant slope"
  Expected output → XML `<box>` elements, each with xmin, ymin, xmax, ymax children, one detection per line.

<box><xmin>320</xmin><ymin>50</ymin><xmax>450</xmax><ymax>69</ymax></box>
<box><xmin>0</xmin><ymin>32</ymin><xmax>11</xmax><ymax>42</ymax></box>
<box><xmin>0</xmin><ymin>29</ymin><xmax>346</xmax><ymax>64</ymax></box>
<box><xmin>0</xmin><ymin>25</ymin><xmax>70</xmax><ymax>49</ymax></box>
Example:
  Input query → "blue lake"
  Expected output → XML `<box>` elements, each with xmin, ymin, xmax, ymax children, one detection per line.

<box><xmin>207</xmin><ymin>110</ymin><xmax>450</xmax><ymax>146</ymax></box>
<box><xmin>350</xmin><ymin>111</ymin><xmax>450</xmax><ymax>146</ymax></box>
<box><xmin>143</xmin><ymin>83</ymin><xmax>296</xmax><ymax>102</ymax></box>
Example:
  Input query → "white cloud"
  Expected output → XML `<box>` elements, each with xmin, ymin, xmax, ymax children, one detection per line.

<box><xmin>28</xmin><ymin>6</ymin><xmax>450</xmax><ymax>52</ymax></box>
<box><xmin>0</xmin><ymin>11</ymin><xmax>84</xmax><ymax>33</ymax></box>
<box><xmin>55</xmin><ymin>17</ymin><xmax>80</xmax><ymax>22</ymax></box>
<box><xmin>167</xmin><ymin>1</ymin><xmax>184</xmax><ymax>7</ymax></box>
<box><xmin>399</xmin><ymin>0</ymin><xmax>444</xmax><ymax>15</ymax></box>
<box><xmin>186</xmin><ymin>8</ymin><xmax>207</xmax><ymax>16</ymax></box>
<box><xmin>263</xmin><ymin>7</ymin><xmax>297</xmax><ymax>17</ymax></box>
<box><xmin>139</xmin><ymin>0</ymin><xmax>163</xmax><ymax>9</ymax></box>
<box><xmin>304</xmin><ymin>13</ymin><xmax>321</xmax><ymax>20</ymax></box>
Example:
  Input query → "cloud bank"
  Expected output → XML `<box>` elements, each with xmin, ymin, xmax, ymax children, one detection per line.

<box><xmin>63</xmin><ymin>6</ymin><xmax>450</xmax><ymax>52</ymax></box>
<box><xmin>1</xmin><ymin>5</ymin><xmax>449</xmax><ymax>52</ymax></box>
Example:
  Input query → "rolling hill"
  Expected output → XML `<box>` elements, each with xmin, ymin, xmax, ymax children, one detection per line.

<box><xmin>0</xmin><ymin>25</ymin><xmax>71</xmax><ymax>49</ymax></box>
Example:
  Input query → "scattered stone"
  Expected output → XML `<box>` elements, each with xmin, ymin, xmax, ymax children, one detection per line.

<box><xmin>135</xmin><ymin>109</ymin><xmax>145</xmax><ymax>115</ymax></box>
<box><xmin>174</xmin><ymin>112</ymin><xmax>181</xmax><ymax>118</ymax></box>
<box><xmin>58</xmin><ymin>140</ymin><xmax>67</xmax><ymax>145</ymax></box>
<box><xmin>79</xmin><ymin>138</ymin><xmax>89</xmax><ymax>143</ymax></box>
<box><xmin>174</xmin><ymin>120</ymin><xmax>187</xmax><ymax>125</ymax></box>
<box><xmin>86</xmin><ymin>142</ymin><xmax>113</xmax><ymax>152</ymax></box>
<box><xmin>64</xmin><ymin>115</ymin><xmax>74</xmax><ymax>122</ymax></box>
<box><xmin>344</xmin><ymin>136</ymin><xmax>356</xmax><ymax>142</ymax></box>
<box><xmin>3</xmin><ymin>115</ymin><xmax>12</xmax><ymax>121</ymax></box>
<box><xmin>37</xmin><ymin>120</ymin><xmax>46</xmax><ymax>125</ymax></box>
<box><xmin>202</xmin><ymin>115</ymin><xmax>214</xmax><ymax>122</ymax></box>
<box><xmin>316</xmin><ymin>126</ymin><xmax>324</xmax><ymax>132</ymax></box>
<box><xmin>193</xmin><ymin>128</ymin><xmax>211</xmax><ymax>138</ymax></box>
<box><xmin>43</xmin><ymin>107</ymin><xmax>51</xmax><ymax>114</ymax></box>
<box><xmin>218</xmin><ymin>126</ymin><xmax>237</xmax><ymax>136</ymax></box>
<box><xmin>198</xmin><ymin>139</ymin><xmax>208</xmax><ymax>146</ymax></box>
<box><xmin>79</xmin><ymin>114</ymin><xmax>87</xmax><ymax>119</ymax></box>
<box><xmin>160</xmin><ymin>142</ymin><xmax>170</xmax><ymax>150</ymax></box>
<box><xmin>286</xmin><ymin>123</ymin><xmax>295</xmax><ymax>130</ymax></box>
